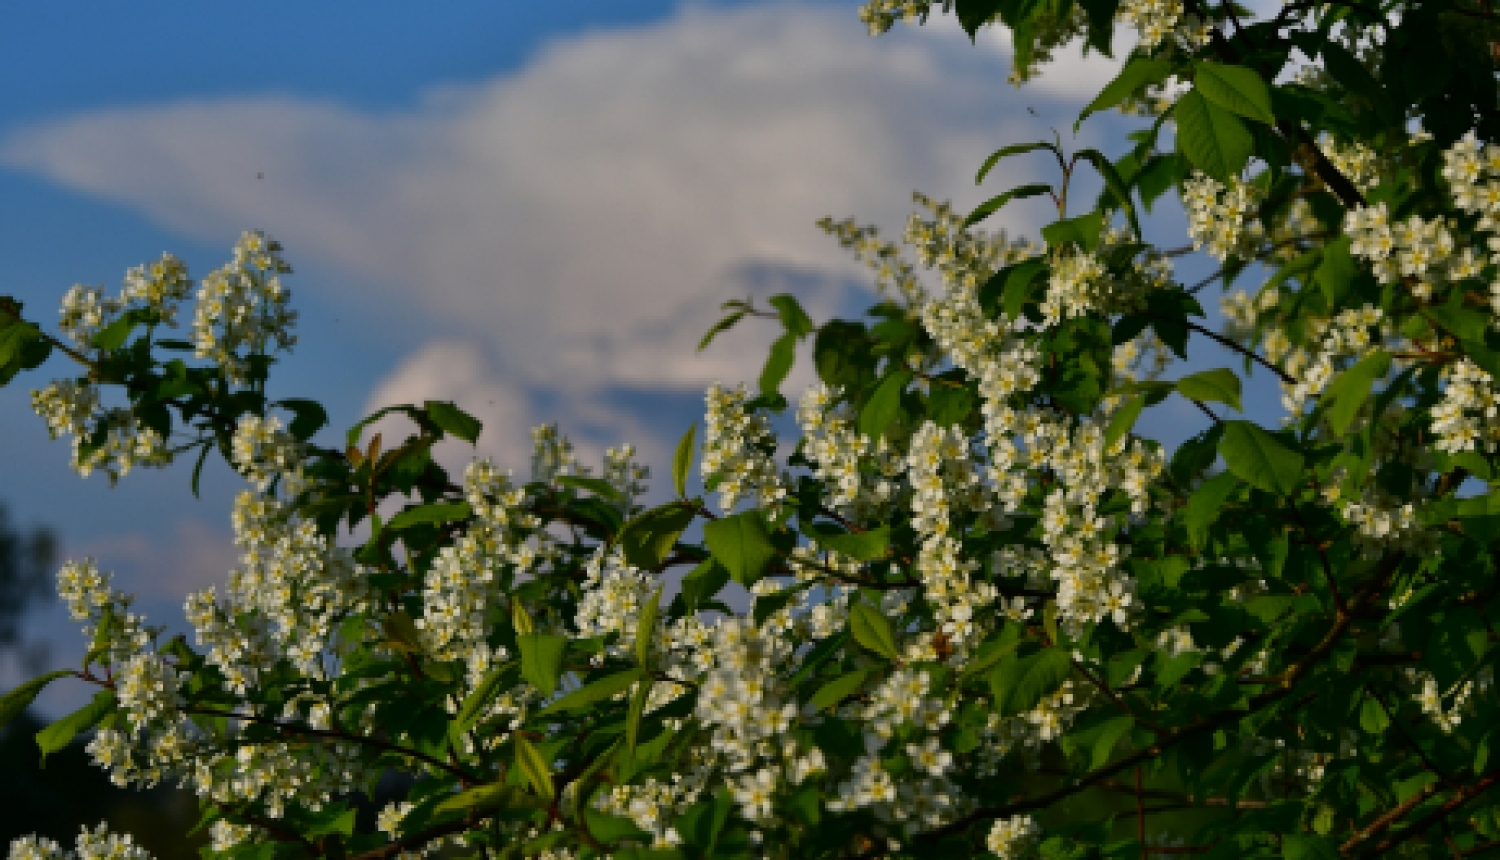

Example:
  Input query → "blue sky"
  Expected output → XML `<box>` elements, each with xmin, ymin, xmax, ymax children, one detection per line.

<box><xmin>1</xmin><ymin>0</ymin><xmax>1254</xmax><ymax>716</ymax></box>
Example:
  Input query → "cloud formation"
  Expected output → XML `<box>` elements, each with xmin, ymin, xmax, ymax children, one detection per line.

<box><xmin>3</xmin><ymin>2</ymin><xmax>1132</xmax><ymax>473</ymax></box>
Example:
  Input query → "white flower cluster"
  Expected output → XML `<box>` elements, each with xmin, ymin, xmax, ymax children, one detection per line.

<box><xmin>56</xmin><ymin>558</ymin><xmax>154</xmax><ymax>670</ymax></box>
<box><xmin>904</xmin><ymin>193</ymin><xmax>1040</xmax><ymax>298</ymax></box>
<box><xmin>1345</xmin><ymin>203</ymin><xmax>1473</xmax><ymax>300</ymax></box>
<box><xmin>596</xmin><ymin>777</ymin><xmax>689</xmax><ymax>847</ymax></box>
<box><xmin>1407</xmin><ymin>665</ymin><xmax>1495</xmax><ymax>733</ymax></box>
<box><xmin>987</xmin><ymin>814</ymin><xmax>1042</xmax><ymax>859</ymax></box>
<box><xmin>56</xmin><ymin>253</ymin><xmax>192</xmax><ymax>350</ymax></box>
<box><xmin>1182</xmin><ymin>172</ymin><xmax>1266</xmax><ymax>262</ymax></box>
<box><xmin>1275</xmin><ymin>304</ymin><xmax>1390</xmax><ymax>417</ymax></box>
<box><xmin>115</xmin><ymin>652</ymin><xmax>187</xmax><ymax>729</ymax></box>
<box><xmin>191</xmin><ymin>490</ymin><xmax>375</xmax><ymax>687</ymax></box>
<box><xmin>1320</xmin><ymin>134</ymin><xmax>1384</xmax><ymax>194</ymax></box>
<box><xmin>701</xmin><ymin>382</ymin><xmax>788</xmax><ymax>519</ymax></box>
<box><xmin>856</xmin><ymin>0</ymin><xmax>932</xmax><ymax>36</ymax></box>
<box><xmin>796</xmin><ymin>383</ymin><xmax>872</xmax><ymax>514</ymax></box>
<box><xmin>192</xmin><ymin>231</ymin><xmax>297</xmax><ymax>384</ymax></box>
<box><xmin>423</xmin><ymin>457</ymin><xmax>543</xmax><ymax>681</ymax></box>
<box><xmin>8</xmin><ymin>825</ymin><xmax>153</xmax><ymax>860</ymax></box>
<box><xmin>230</xmin><ymin>413</ymin><xmax>305</xmax><ymax>493</ymax></box>
<box><xmin>1117</xmin><ymin>0</ymin><xmax>1209</xmax><ymax>52</ymax></box>
<box><xmin>31</xmin><ymin>382</ymin><xmax>172</xmax><ymax>485</ymax></box>
<box><xmin>1431</xmin><ymin>358</ymin><xmax>1500</xmax><ymax>455</ymax></box>
<box><xmin>603</xmin><ymin>443</ymin><xmax>649</xmax><ymax>512</ymax></box>
<box><xmin>530</xmin><ymin>422</ymin><xmax>579</xmax><ymax>483</ymax></box>
<box><xmin>1042</xmin><ymin>229</ymin><xmax>1171</xmax><ymax>327</ymax></box>
<box><xmin>575</xmin><ymin>546</ymin><xmax>658</xmax><ymax>657</ymax></box>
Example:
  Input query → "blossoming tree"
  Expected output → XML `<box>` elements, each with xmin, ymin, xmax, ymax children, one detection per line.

<box><xmin>3</xmin><ymin>0</ymin><xmax>1500</xmax><ymax>856</ymax></box>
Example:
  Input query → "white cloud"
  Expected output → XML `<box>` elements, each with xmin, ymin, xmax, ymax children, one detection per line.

<box><xmin>2</xmin><ymin>2</ymin><xmax>1125</xmax><ymax>398</ymax></box>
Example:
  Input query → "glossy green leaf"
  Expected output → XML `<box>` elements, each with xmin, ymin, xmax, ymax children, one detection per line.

<box><xmin>1194</xmin><ymin>62</ymin><xmax>1275</xmax><ymax>124</ymax></box>
<box><xmin>452</xmin><ymin>659</ymin><xmax>519</xmax><ymax>735</ymax></box>
<box><xmin>679</xmin><ymin>558</ymin><xmax>730</xmax><ymax>612</ymax></box>
<box><xmin>1176</xmin><ymin>367</ymin><xmax>1243</xmax><ymax>412</ymax></box>
<box><xmin>519</xmin><ymin>633</ymin><xmax>567</xmax><ymax>698</ymax></box>
<box><xmin>759</xmin><ymin>332</ymin><xmax>797</xmax><ymax>398</ymax></box>
<box><xmin>804</xmin><ymin>524</ymin><xmax>890</xmax><ymax>561</ymax></box>
<box><xmin>1219</xmin><ymin>421</ymin><xmax>1304</xmax><ymax>497</ymax></box>
<box><xmin>636</xmin><ymin>586</ymin><xmax>663</xmax><ymax>666</ymax></box>
<box><xmin>424</xmin><ymin>400</ymin><xmax>482</xmax><ymax>444</ymax></box>
<box><xmin>0</xmin><ymin>670</ymin><xmax>74</xmax><ymax>733</ymax></box>
<box><xmin>1316</xmin><ymin>351</ymin><xmax>1391</xmax><ymax>435</ymax></box>
<box><xmin>994</xmin><ymin>648</ymin><xmax>1072</xmax><ymax>716</ymax></box>
<box><xmin>864</xmin><ymin>367</ymin><xmax>906</xmax><ymax>441</ymax></box>
<box><xmin>1078</xmin><ymin>57</ymin><xmax>1172</xmax><ymax>125</ymax></box>
<box><xmin>514</xmin><ymin>734</ymin><xmax>556</xmax><ymax>799</ymax></box>
<box><xmin>975</xmin><ymin>141</ymin><xmax>1056</xmax><ymax>184</ymax></box>
<box><xmin>556</xmin><ymin>475</ymin><xmax>623</xmax><ymax>502</ymax></box>
<box><xmin>808</xmin><ymin>669</ymin><xmax>871</xmax><ymax>713</ymax></box>
<box><xmin>616</xmin><ymin>503</ymin><xmax>696</xmax><ymax>571</ymax></box>
<box><xmin>536</xmin><ymin>668</ymin><xmax>646</xmax><ymax>718</ymax></box>
<box><xmin>849</xmin><ymin>602</ymin><xmax>900</xmax><ymax>660</ymax></box>
<box><xmin>703</xmin><ymin>510</ymin><xmax>777</xmax><ymax>587</ymax></box>
<box><xmin>1104</xmin><ymin>394</ymin><xmax>1148</xmax><ymax>450</ymax></box>
<box><xmin>698</xmin><ymin>310</ymin><xmax>747</xmax><ymax>353</ymax></box>
<box><xmin>962</xmin><ymin>183</ymin><xmax>1053</xmax><ymax>229</ymax></box>
<box><xmin>1076</xmin><ymin>148</ymin><xmax>1142</xmax><ymax>238</ymax></box>
<box><xmin>672</xmin><ymin>422</ymin><xmax>697</xmax><ymax>498</ymax></box>
<box><xmin>433</xmin><ymin>784</ymin><xmax>538</xmax><ymax>817</ymax></box>
<box><xmin>769</xmin><ymin>294</ymin><xmax>814</xmax><ymax>338</ymax></box>
<box><xmin>386</xmin><ymin>501</ymin><xmax>472</xmax><ymax>531</ymax></box>
<box><xmin>36</xmin><ymin>690</ymin><xmax>116</xmax><ymax>765</ymax></box>
<box><xmin>1175</xmin><ymin>89</ymin><xmax>1253</xmax><ymax>182</ymax></box>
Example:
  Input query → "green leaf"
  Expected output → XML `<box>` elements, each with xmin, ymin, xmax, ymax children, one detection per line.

<box><xmin>858</xmin><ymin>368</ymin><xmax>911</xmax><ymax>441</ymax></box>
<box><xmin>519</xmin><ymin>634</ymin><xmax>567</xmax><ymax>698</ymax></box>
<box><xmin>962</xmin><ymin>624</ymin><xmax>1023</xmax><ymax>678</ymax></box>
<box><xmin>1176</xmin><ymin>368</ymin><xmax>1243</xmax><ymax>412</ymax></box>
<box><xmin>386</xmin><ymin>501</ymin><xmax>473</xmax><ymax>531</ymax></box>
<box><xmin>1280</xmin><ymin>834</ymin><xmax>1340</xmax><ymax>859</ymax></box>
<box><xmin>36</xmin><ymin>690</ymin><xmax>116</xmax><ymax>765</ymax></box>
<box><xmin>1082</xmin><ymin>714</ymin><xmax>1135</xmax><ymax>770</ymax></box>
<box><xmin>805</xmin><ymin>524</ymin><xmax>890</xmax><ymax>561</ymax></box>
<box><xmin>624</xmin><ymin>676</ymin><xmax>651</xmax><ymax>764</ymax></box>
<box><xmin>514</xmin><ymin>734</ymin><xmax>556</xmax><ymax>799</ymax></box>
<box><xmin>1078</xmin><ymin>57</ymin><xmax>1173</xmax><ymax>126</ymax></box>
<box><xmin>1076</xmin><ymin>149</ymin><xmax>1142</xmax><ymax>238</ymax></box>
<box><xmin>672</xmin><ymin>423</ymin><xmax>697</xmax><ymax>498</ymax></box>
<box><xmin>808</xmin><ymin>669</ymin><xmax>871</xmax><ymax>713</ymax></box>
<box><xmin>0</xmin><ymin>670</ymin><xmax>74</xmax><ymax>733</ymax></box>
<box><xmin>1042</xmin><ymin>211</ymin><xmax>1106</xmax><ymax>252</ymax></box>
<box><xmin>679</xmin><ymin>558</ymin><xmax>730</xmax><ymax>612</ymax></box>
<box><xmin>1004</xmin><ymin>260</ymin><xmax>1048</xmax><ymax>320</ymax></box>
<box><xmin>433</xmin><ymin>784</ymin><xmax>538</xmax><ymax>817</ymax></box>
<box><xmin>452</xmin><ymin>660</ymin><xmax>518</xmax><ymax>736</ymax></box>
<box><xmin>963</xmin><ymin>183</ymin><xmax>1053</xmax><ymax>229</ymax></box>
<box><xmin>759</xmin><ymin>332</ymin><xmax>797</xmax><ymax>398</ymax></box>
<box><xmin>1314</xmin><ymin>236</ymin><xmax>1358</xmax><ymax>306</ymax></box>
<box><xmin>90</xmin><ymin>314</ymin><xmax>142</xmax><ymax>351</ymax></box>
<box><xmin>1359</xmin><ymin>695</ymin><xmax>1390</xmax><ymax>734</ymax></box>
<box><xmin>0</xmin><ymin>322</ymin><xmax>41</xmax><ymax>367</ymax></box>
<box><xmin>1105</xmin><ymin>394</ymin><xmax>1148</xmax><ymax>451</ymax></box>
<box><xmin>556</xmin><ymin>475</ymin><xmax>624</xmax><ymax>501</ymax></box>
<box><xmin>1175</xmin><ymin>89</ymin><xmax>1253</xmax><ymax>182</ymax></box>
<box><xmin>276</xmin><ymin>398</ymin><xmax>329</xmax><ymax>441</ymax></box>
<box><xmin>976</xmin><ymin>142</ymin><xmax>1056</xmax><ymax>184</ymax></box>
<box><xmin>1316</xmin><ymin>351</ymin><xmax>1391</xmax><ymax>435</ymax></box>
<box><xmin>769</xmin><ymin>294</ymin><xmax>814</xmax><ymax>338</ymax></box>
<box><xmin>424</xmin><ymin>400</ymin><xmax>482</xmax><ymax>444</ymax></box>
<box><xmin>849</xmin><ymin>602</ymin><xmax>900</xmax><ymax>660</ymax></box>
<box><xmin>1219</xmin><ymin>421</ymin><xmax>1304</xmax><ymax>496</ymax></box>
<box><xmin>994</xmin><ymin>648</ymin><xmax>1072</xmax><ymax>716</ymax></box>
<box><xmin>1194</xmin><ymin>62</ymin><xmax>1275</xmax><ymax>124</ymax></box>
<box><xmin>536</xmin><ymin>668</ymin><xmax>646</xmax><ymax>718</ymax></box>
<box><xmin>616</xmin><ymin>503</ymin><xmax>696</xmax><ymax>571</ymax></box>
<box><xmin>703</xmin><ymin>511</ymin><xmax>778</xmax><ymax>587</ymax></box>
<box><xmin>636</xmin><ymin>586</ymin><xmax>663</xmax><ymax>666</ymax></box>
<box><xmin>698</xmin><ymin>310</ymin><xmax>747</xmax><ymax>352</ymax></box>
